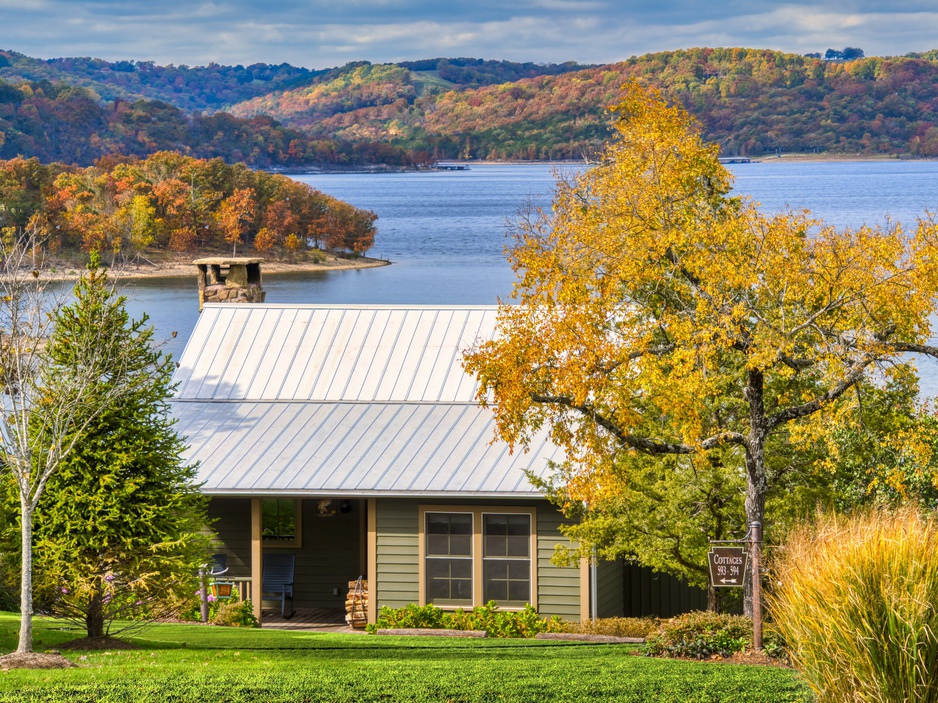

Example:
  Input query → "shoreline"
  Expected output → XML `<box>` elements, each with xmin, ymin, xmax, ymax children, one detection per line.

<box><xmin>37</xmin><ymin>254</ymin><xmax>391</xmax><ymax>282</ymax></box>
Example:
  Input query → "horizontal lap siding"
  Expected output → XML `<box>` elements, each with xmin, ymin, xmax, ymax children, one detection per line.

<box><xmin>207</xmin><ymin>498</ymin><xmax>252</xmax><ymax>578</ymax></box>
<box><xmin>375</xmin><ymin>499</ymin><xmax>420</xmax><ymax>609</ymax></box>
<box><xmin>536</xmin><ymin>505</ymin><xmax>581</xmax><ymax>621</ymax></box>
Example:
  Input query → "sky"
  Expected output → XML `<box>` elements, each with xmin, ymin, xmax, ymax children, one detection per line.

<box><xmin>3</xmin><ymin>1</ymin><xmax>937</xmax><ymax>69</ymax></box>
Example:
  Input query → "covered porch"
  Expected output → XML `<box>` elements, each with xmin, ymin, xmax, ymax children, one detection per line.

<box><xmin>206</xmin><ymin>496</ymin><xmax>369</xmax><ymax>627</ymax></box>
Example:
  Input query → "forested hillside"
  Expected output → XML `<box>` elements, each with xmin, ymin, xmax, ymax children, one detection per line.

<box><xmin>4</xmin><ymin>48</ymin><xmax>938</xmax><ymax>165</ymax></box>
<box><xmin>231</xmin><ymin>48</ymin><xmax>938</xmax><ymax>160</ymax></box>
<box><xmin>0</xmin><ymin>50</ymin><xmax>321</xmax><ymax>111</ymax></box>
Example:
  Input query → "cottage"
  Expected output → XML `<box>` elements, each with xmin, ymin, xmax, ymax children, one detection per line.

<box><xmin>171</xmin><ymin>300</ymin><xmax>706</xmax><ymax>626</ymax></box>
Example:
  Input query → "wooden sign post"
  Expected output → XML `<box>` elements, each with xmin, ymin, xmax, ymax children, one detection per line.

<box><xmin>708</xmin><ymin>521</ymin><xmax>764</xmax><ymax>651</ymax></box>
<box><xmin>750</xmin><ymin>521</ymin><xmax>763</xmax><ymax>650</ymax></box>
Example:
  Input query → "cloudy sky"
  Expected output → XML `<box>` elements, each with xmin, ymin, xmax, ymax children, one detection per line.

<box><xmin>4</xmin><ymin>1</ymin><xmax>937</xmax><ymax>68</ymax></box>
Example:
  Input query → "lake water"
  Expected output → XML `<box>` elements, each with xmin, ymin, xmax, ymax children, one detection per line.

<box><xmin>122</xmin><ymin>160</ymin><xmax>938</xmax><ymax>394</ymax></box>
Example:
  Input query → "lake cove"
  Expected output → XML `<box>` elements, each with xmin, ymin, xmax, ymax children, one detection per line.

<box><xmin>120</xmin><ymin>161</ymin><xmax>938</xmax><ymax>395</ymax></box>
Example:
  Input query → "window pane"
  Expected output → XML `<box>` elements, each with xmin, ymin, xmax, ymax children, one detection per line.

<box><xmin>507</xmin><ymin>515</ymin><xmax>530</xmax><ymax>535</ymax></box>
<box><xmin>508</xmin><ymin>579</ymin><xmax>530</xmax><ymax>603</ymax></box>
<box><xmin>508</xmin><ymin>561</ymin><xmax>530</xmax><ymax>580</ymax></box>
<box><xmin>262</xmin><ymin>499</ymin><xmax>296</xmax><ymax>542</ymax></box>
<box><xmin>450</xmin><ymin>514</ymin><xmax>472</xmax><ymax>534</ymax></box>
<box><xmin>449</xmin><ymin>534</ymin><xmax>471</xmax><ymax>556</ymax></box>
<box><xmin>485</xmin><ymin>535</ymin><xmax>507</xmax><ymax>557</ymax></box>
<box><xmin>507</xmin><ymin>535</ymin><xmax>529</xmax><ymax>558</ymax></box>
<box><xmin>485</xmin><ymin>515</ymin><xmax>507</xmax><ymax>535</ymax></box>
<box><xmin>427</xmin><ymin>515</ymin><xmax>450</xmax><ymax>534</ymax></box>
<box><xmin>427</xmin><ymin>534</ymin><xmax>450</xmax><ymax>556</ymax></box>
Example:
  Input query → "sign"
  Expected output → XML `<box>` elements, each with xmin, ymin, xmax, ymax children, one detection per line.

<box><xmin>708</xmin><ymin>547</ymin><xmax>748</xmax><ymax>588</ymax></box>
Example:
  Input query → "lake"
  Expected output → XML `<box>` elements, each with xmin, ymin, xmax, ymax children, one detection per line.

<box><xmin>122</xmin><ymin>160</ymin><xmax>938</xmax><ymax>394</ymax></box>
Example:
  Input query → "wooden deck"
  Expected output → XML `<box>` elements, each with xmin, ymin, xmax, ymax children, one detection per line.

<box><xmin>261</xmin><ymin>607</ymin><xmax>363</xmax><ymax>634</ymax></box>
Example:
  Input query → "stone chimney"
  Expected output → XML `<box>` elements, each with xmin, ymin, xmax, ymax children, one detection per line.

<box><xmin>193</xmin><ymin>257</ymin><xmax>266</xmax><ymax>312</ymax></box>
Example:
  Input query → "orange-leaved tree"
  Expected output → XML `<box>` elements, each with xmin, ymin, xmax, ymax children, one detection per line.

<box><xmin>462</xmin><ymin>83</ymin><xmax>938</xmax><ymax>615</ymax></box>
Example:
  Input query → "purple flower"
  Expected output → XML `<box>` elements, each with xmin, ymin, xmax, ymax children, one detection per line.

<box><xmin>105</xmin><ymin>574</ymin><xmax>115</xmax><ymax>583</ymax></box>
<box><xmin>60</xmin><ymin>587</ymin><xmax>69</xmax><ymax>594</ymax></box>
<box><xmin>207</xmin><ymin>594</ymin><xmax>216</xmax><ymax>602</ymax></box>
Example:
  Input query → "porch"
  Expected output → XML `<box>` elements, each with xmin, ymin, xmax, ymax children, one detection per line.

<box><xmin>207</xmin><ymin>496</ymin><xmax>367</xmax><ymax>627</ymax></box>
<box><xmin>262</xmin><ymin>607</ymin><xmax>360</xmax><ymax>633</ymax></box>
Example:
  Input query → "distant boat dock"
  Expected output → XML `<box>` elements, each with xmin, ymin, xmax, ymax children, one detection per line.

<box><xmin>435</xmin><ymin>163</ymin><xmax>471</xmax><ymax>171</ymax></box>
<box><xmin>718</xmin><ymin>157</ymin><xmax>752</xmax><ymax>164</ymax></box>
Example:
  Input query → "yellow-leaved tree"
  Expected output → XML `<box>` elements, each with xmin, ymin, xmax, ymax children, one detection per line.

<box><xmin>462</xmin><ymin>83</ymin><xmax>938</xmax><ymax>614</ymax></box>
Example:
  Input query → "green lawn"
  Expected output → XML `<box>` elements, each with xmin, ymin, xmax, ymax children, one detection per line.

<box><xmin>0</xmin><ymin>613</ymin><xmax>813</xmax><ymax>702</ymax></box>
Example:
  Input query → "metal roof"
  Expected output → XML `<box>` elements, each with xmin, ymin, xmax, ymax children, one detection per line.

<box><xmin>174</xmin><ymin>401</ymin><xmax>561</xmax><ymax>497</ymax></box>
<box><xmin>174</xmin><ymin>304</ymin><xmax>498</xmax><ymax>403</ymax></box>
<box><xmin>171</xmin><ymin>304</ymin><xmax>562</xmax><ymax>497</ymax></box>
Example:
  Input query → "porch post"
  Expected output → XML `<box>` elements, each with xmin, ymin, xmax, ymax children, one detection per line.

<box><xmin>367</xmin><ymin>498</ymin><xmax>377</xmax><ymax>624</ymax></box>
<box><xmin>251</xmin><ymin>498</ymin><xmax>262</xmax><ymax>625</ymax></box>
<box><xmin>579</xmin><ymin>557</ymin><xmax>590</xmax><ymax>623</ymax></box>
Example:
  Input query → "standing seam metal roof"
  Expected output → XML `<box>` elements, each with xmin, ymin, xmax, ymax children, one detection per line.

<box><xmin>171</xmin><ymin>304</ymin><xmax>561</xmax><ymax>496</ymax></box>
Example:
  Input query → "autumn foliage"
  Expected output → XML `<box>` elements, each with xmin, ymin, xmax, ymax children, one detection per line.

<box><xmin>0</xmin><ymin>153</ymin><xmax>377</xmax><ymax>258</ymax></box>
<box><xmin>462</xmin><ymin>83</ymin><xmax>938</xmax><ymax>605</ymax></box>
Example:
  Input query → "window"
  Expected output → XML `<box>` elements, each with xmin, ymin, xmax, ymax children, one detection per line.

<box><xmin>425</xmin><ymin>512</ymin><xmax>473</xmax><ymax>606</ymax></box>
<box><xmin>419</xmin><ymin>506</ymin><xmax>536</xmax><ymax>609</ymax></box>
<box><xmin>262</xmin><ymin>498</ymin><xmax>302</xmax><ymax>546</ymax></box>
<box><xmin>483</xmin><ymin>514</ymin><xmax>531</xmax><ymax>606</ymax></box>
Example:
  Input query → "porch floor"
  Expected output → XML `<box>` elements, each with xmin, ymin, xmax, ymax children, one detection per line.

<box><xmin>261</xmin><ymin>607</ymin><xmax>363</xmax><ymax>634</ymax></box>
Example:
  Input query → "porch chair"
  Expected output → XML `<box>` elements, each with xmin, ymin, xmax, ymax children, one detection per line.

<box><xmin>262</xmin><ymin>553</ymin><xmax>295</xmax><ymax>618</ymax></box>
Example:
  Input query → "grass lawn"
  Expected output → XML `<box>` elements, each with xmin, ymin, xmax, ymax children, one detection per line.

<box><xmin>0</xmin><ymin>613</ymin><xmax>813</xmax><ymax>702</ymax></box>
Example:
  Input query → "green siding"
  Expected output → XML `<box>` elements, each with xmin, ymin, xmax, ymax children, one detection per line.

<box><xmin>206</xmin><ymin>498</ymin><xmax>252</xmax><ymax>578</ymax></box>
<box><xmin>375</xmin><ymin>499</ymin><xmax>420</xmax><ymax>609</ymax></box>
<box><xmin>374</xmin><ymin>500</ymin><xmax>582</xmax><ymax>620</ymax></box>
<box><xmin>536</xmin><ymin>505</ymin><xmax>582</xmax><ymax>621</ymax></box>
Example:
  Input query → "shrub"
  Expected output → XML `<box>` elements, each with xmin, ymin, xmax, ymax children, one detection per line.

<box><xmin>212</xmin><ymin>599</ymin><xmax>259</xmax><ymax>628</ymax></box>
<box><xmin>644</xmin><ymin>611</ymin><xmax>752</xmax><ymax>659</ymax></box>
<box><xmin>769</xmin><ymin>508</ymin><xmax>938</xmax><ymax>703</ymax></box>
<box><xmin>563</xmin><ymin>617</ymin><xmax>659</xmax><ymax>638</ymax></box>
<box><xmin>367</xmin><ymin>601</ymin><xmax>565</xmax><ymax>638</ymax></box>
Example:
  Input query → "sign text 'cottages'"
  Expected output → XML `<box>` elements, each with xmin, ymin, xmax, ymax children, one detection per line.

<box><xmin>707</xmin><ymin>547</ymin><xmax>748</xmax><ymax>588</ymax></box>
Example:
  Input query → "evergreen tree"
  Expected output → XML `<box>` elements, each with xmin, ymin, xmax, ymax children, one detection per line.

<box><xmin>30</xmin><ymin>263</ymin><xmax>211</xmax><ymax>640</ymax></box>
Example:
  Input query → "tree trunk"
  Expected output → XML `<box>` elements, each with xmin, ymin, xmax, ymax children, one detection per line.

<box><xmin>17</xmin><ymin>497</ymin><xmax>33</xmax><ymax>654</ymax></box>
<box><xmin>707</xmin><ymin>581</ymin><xmax>718</xmax><ymax>612</ymax></box>
<box><xmin>86</xmin><ymin>593</ymin><xmax>105</xmax><ymax>639</ymax></box>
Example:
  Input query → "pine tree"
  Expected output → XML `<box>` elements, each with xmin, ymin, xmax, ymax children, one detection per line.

<box><xmin>30</xmin><ymin>263</ymin><xmax>210</xmax><ymax>640</ymax></box>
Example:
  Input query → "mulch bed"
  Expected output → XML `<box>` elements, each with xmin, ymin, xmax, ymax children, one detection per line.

<box><xmin>0</xmin><ymin>652</ymin><xmax>75</xmax><ymax>670</ymax></box>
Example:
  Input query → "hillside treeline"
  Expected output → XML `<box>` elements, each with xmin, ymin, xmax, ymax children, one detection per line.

<box><xmin>0</xmin><ymin>153</ymin><xmax>376</xmax><ymax>257</ymax></box>
<box><xmin>0</xmin><ymin>50</ymin><xmax>322</xmax><ymax>111</ymax></box>
<box><xmin>0</xmin><ymin>78</ymin><xmax>425</xmax><ymax>167</ymax></box>
<box><xmin>234</xmin><ymin>48</ymin><xmax>938</xmax><ymax>160</ymax></box>
<box><xmin>5</xmin><ymin>48</ymin><xmax>938</xmax><ymax>165</ymax></box>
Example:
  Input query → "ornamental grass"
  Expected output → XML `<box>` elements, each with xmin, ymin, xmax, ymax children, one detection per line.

<box><xmin>769</xmin><ymin>508</ymin><xmax>938</xmax><ymax>703</ymax></box>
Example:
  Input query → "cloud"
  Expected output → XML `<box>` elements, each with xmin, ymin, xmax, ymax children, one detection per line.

<box><xmin>3</xmin><ymin>1</ymin><xmax>937</xmax><ymax>67</ymax></box>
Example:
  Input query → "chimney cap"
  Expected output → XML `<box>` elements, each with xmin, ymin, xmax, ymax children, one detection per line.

<box><xmin>192</xmin><ymin>257</ymin><xmax>264</xmax><ymax>265</ymax></box>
